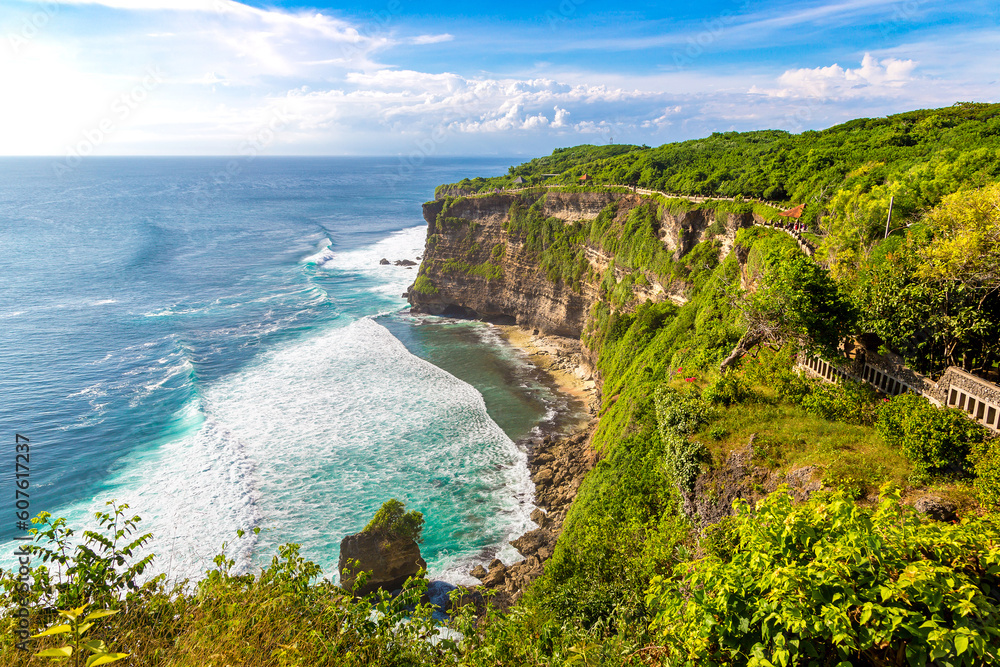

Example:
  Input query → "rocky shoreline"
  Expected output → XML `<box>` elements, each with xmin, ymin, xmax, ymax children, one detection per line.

<box><xmin>466</xmin><ymin>326</ymin><xmax>601</xmax><ymax>607</ymax></box>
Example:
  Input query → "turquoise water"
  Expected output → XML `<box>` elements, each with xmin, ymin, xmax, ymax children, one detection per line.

<box><xmin>0</xmin><ymin>157</ymin><xmax>560</xmax><ymax>584</ymax></box>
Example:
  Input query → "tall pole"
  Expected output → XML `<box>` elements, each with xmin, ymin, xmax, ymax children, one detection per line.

<box><xmin>883</xmin><ymin>195</ymin><xmax>894</xmax><ymax>239</ymax></box>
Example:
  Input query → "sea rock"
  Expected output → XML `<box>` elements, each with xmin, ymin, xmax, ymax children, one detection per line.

<box><xmin>338</xmin><ymin>530</ymin><xmax>426</xmax><ymax>596</ymax></box>
<box><xmin>530</xmin><ymin>507</ymin><xmax>550</xmax><ymax>529</ymax></box>
<box><xmin>379</xmin><ymin>258</ymin><xmax>391</xmax><ymax>265</ymax></box>
<box><xmin>469</xmin><ymin>564</ymin><xmax>487</xmax><ymax>580</ymax></box>
<box><xmin>532</xmin><ymin>467</ymin><xmax>554</xmax><ymax>486</ymax></box>
<box><xmin>394</xmin><ymin>259</ymin><xmax>418</xmax><ymax>266</ymax></box>
<box><xmin>510</xmin><ymin>529</ymin><xmax>555</xmax><ymax>560</ymax></box>
<box><xmin>480</xmin><ymin>560</ymin><xmax>508</xmax><ymax>588</ymax></box>
<box><xmin>914</xmin><ymin>495</ymin><xmax>958</xmax><ymax>522</ymax></box>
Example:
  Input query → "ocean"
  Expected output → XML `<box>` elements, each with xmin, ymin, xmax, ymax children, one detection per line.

<box><xmin>0</xmin><ymin>156</ymin><xmax>569</xmax><ymax>585</ymax></box>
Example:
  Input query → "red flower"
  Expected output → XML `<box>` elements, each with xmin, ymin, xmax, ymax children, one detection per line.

<box><xmin>685</xmin><ymin>377</ymin><xmax>695</xmax><ymax>382</ymax></box>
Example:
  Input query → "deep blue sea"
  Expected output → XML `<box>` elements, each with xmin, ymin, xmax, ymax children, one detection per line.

<box><xmin>0</xmin><ymin>157</ymin><xmax>569</xmax><ymax>584</ymax></box>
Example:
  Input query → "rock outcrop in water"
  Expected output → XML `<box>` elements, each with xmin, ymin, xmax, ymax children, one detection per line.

<box><xmin>338</xmin><ymin>531</ymin><xmax>426</xmax><ymax>596</ymax></box>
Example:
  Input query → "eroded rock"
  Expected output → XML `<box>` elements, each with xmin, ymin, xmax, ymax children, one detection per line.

<box><xmin>914</xmin><ymin>495</ymin><xmax>958</xmax><ymax>522</ymax></box>
<box><xmin>339</xmin><ymin>531</ymin><xmax>426</xmax><ymax>596</ymax></box>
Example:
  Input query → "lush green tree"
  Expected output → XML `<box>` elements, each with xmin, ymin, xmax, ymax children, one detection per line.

<box><xmin>721</xmin><ymin>232</ymin><xmax>856</xmax><ymax>370</ymax></box>
<box><xmin>363</xmin><ymin>499</ymin><xmax>424</xmax><ymax>543</ymax></box>
<box><xmin>854</xmin><ymin>225</ymin><xmax>1000</xmax><ymax>374</ymax></box>
<box><xmin>919</xmin><ymin>182</ymin><xmax>1000</xmax><ymax>296</ymax></box>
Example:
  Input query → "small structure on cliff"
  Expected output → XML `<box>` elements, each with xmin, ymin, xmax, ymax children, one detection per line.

<box><xmin>339</xmin><ymin>499</ymin><xmax>426</xmax><ymax>596</ymax></box>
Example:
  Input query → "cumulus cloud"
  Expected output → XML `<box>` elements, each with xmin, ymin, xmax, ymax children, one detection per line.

<box><xmin>751</xmin><ymin>53</ymin><xmax>918</xmax><ymax>99</ymax></box>
<box><xmin>274</xmin><ymin>71</ymin><xmax>667</xmax><ymax>141</ymax></box>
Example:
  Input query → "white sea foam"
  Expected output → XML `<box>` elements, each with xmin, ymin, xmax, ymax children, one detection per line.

<box><xmin>318</xmin><ymin>226</ymin><xmax>427</xmax><ymax>298</ymax></box>
<box><xmin>11</xmin><ymin>315</ymin><xmax>535</xmax><ymax>586</ymax></box>
<box><xmin>193</xmin><ymin>316</ymin><xmax>535</xmax><ymax>582</ymax></box>
<box><xmin>2</xmin><ymin>226</ymin><xmax>534</xmax><ymax>588</ymax></box>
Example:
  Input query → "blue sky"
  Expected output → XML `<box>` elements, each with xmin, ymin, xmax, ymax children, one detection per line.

<box><xmin>0</xmin><ymin>0</ymin><xmax>997</xmax><ymax>156</ymax></box>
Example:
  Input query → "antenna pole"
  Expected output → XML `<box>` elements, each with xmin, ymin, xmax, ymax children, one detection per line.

<box><xmin>883</xmin><ymin>195</ymin><xmax>894</xmax><ymax>238</ymax></box>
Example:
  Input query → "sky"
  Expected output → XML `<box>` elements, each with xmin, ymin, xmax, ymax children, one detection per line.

<box><xmin>0</xmin><ymin>0</ymin><xmax>997</xmax><ymax>156</ymax></box>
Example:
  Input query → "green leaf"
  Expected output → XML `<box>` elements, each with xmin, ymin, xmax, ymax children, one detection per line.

<box><xmin>83</xmin><ymin>609</ymin><xmax>119</xmax><ymax>622</ymax></box>
<box><xmin>86</xmin><ymin>653</ymin><xmax>130</xmax><ymax>667</ymax></box>
<box><xmin>860</xmin><ymin>606</ymin><xmax>872</xmax><ymax>625</ymax></box>
<box><xmin>31</xmin><ymin>624</ymin><xmax>73</xmax><ymax>638</ymax></box>
<box><xmin>84</xmin><ymin>639</ymin><xmax>108</xmax><ymax>654</ymax></box>
<box><xmin>37</xmin><ymin>646</ymin><xmax>74</xmax><ymax>658</ymax></box>
<box><xmin>59</xmin><ymin>605</ymin><xmax>87</xmax><ymax>621</ymax></box>
<box><xmin>955</xmin><ymin>635</ymin><xmax>969</xmax><ymax>655</ymax></box>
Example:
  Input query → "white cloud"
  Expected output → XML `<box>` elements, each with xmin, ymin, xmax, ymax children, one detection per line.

<box><xmin>272</xmin><ymin>71</ymin><xmax>664</xmax><ymax>140</ymax></box>
<box><xmin>751</xmin><ymin>54</ymin><xmax>918</xmax><ymax>99</ymax></box>
<box><xmin>410</xmin><ymin>34</ymin><xmax>454</xmax><ymax>45</ymax></box>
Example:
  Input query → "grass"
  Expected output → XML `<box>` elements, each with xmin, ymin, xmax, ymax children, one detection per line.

<box><xmin>693</xmin><ymin>400</ymin><xmax>911</xmax><ymax>499</ymax></box>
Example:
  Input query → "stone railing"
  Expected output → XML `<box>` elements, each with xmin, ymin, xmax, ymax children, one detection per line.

<box><xmin>798</xmin><ymin>351</ymin><xmax>1000</xmax><ymax>432</ymax></box>
<box><xmin>934</xmin><ymin>367</ymin><xmax>1000</xmax><ymax>432</ymax></box>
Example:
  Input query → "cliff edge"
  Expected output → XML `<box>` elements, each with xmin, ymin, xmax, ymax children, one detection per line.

<box><xmin>406</xmin><ymin>189</ymin><xmax>760</xmax><ymax>339</ymax></box>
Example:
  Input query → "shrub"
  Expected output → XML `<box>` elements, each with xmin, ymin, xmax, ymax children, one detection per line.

<box><xmin>655</xmin><ymin>387</ymin><xmax>711</xmax><ymax>494</ymax></box>
<box><xmin>702</xmin><ymin>372</ymin><xmax>759</xmax><ymax>406</ymax></box>
<box><xmin>800</xmin><ymin>378</ymin><xmax>879</xmax><ymax>425</ymax></box>
<box><xmin>647</xmin><ymin>485</ymin><xmax>1000</xmax><ymax>667</ymax></box>
<box><xmin>363</xmin><ymin>499</ymin><xmax>425</xmax><ymax>543</ymax></box>
<box><xmin>654</xmin><ymin>386</ymin><xmax>711</xmax><ymax>436</ymax></box>
<box><xmin>10</xmin><ymin>501</ymin><xmax>154</xmax><ymax>611</ymax></box>
<box><xmin>973</xmin><ymin>438</ymin><xmax>1000</xmax><ymax>511</ymax></box>
<box><xmin>876</xmin><ymin>393</ymin><xmax>988</xmax><ymax>474</ymax></box>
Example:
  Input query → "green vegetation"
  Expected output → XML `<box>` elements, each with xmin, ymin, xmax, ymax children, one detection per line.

<box><xmin>721</xmin><ymin>229</ymin><xmax>856</xmax><ymax>370</ymax></box>
<box><xmin>412</xmin><ymin>273</ymin><xmax>439</xmax><ymax>295</ymax></box>
<box><xmin>31</xmin><ymin>605</ymin><xmax>128</xmax><ymax>667</ymax></box>
<box><xmin>362</xmin><ymin>498</ymin><xmax>425</xmax><ymax>543</ymax></box>
<box><xmin>876</xmin><ymin>393</ymin><xmax>989</xmax><ymax>477</ymax></box>
<box><xmin>648</xmin><ymin>486</ymin><xmax>1000</xmax><ymax>667</ymax></box>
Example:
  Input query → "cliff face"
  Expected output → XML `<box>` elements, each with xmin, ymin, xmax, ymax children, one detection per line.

<box><xmin>407</xmin><ymin>191</ymin><xmax>754</xmax><ymax>339</ymax></box>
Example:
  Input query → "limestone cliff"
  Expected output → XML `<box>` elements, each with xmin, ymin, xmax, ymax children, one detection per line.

<box><xmin>406</xmin><ymin>190</ymin><xmax>759</xmax><ymax>339</ymax></box>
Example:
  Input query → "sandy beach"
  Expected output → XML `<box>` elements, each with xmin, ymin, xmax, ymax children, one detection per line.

<box><xmin>493</xmin><ymin>324</ymin><xmax>599</xmax><ymax>428</ymax></box>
